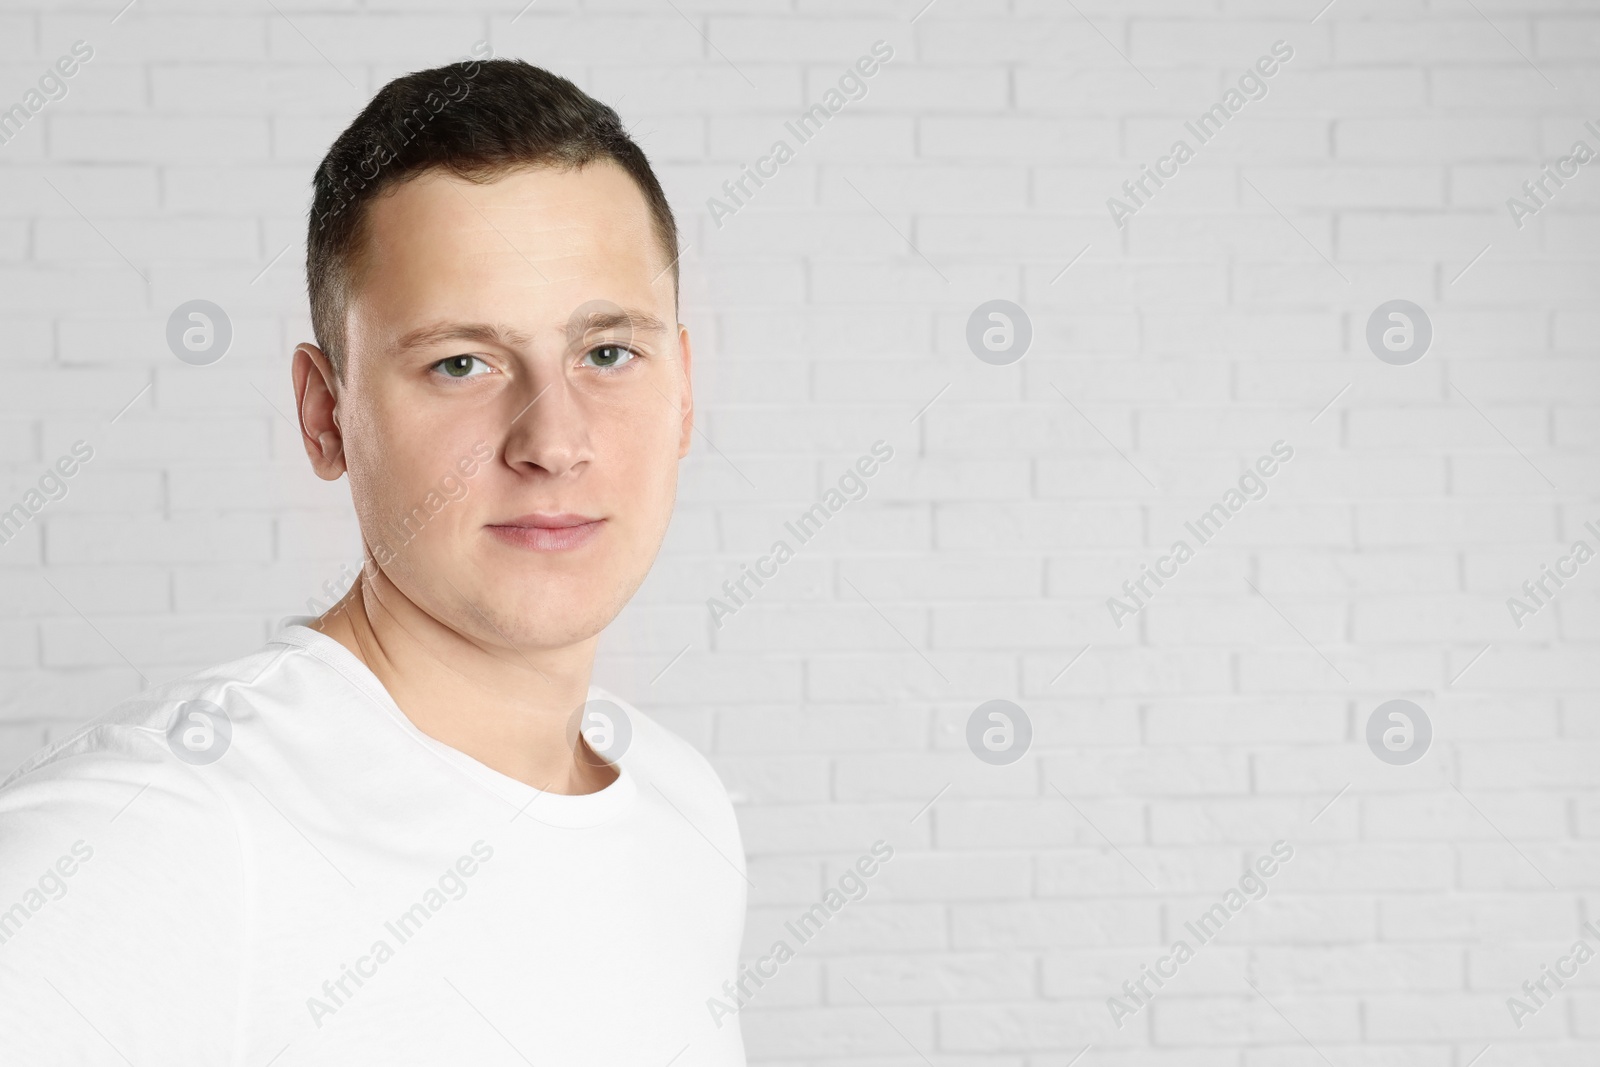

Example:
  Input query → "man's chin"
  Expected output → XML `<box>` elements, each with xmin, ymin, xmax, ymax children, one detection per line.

<box><xmin>441</xmin><ymin>587</ymin><xmax>619</xmax><ymax>654</ymax></box>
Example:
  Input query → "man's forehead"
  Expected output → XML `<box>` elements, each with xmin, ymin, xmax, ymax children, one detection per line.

<box><xmin>350</xmin><ymin>164</ymin><xmax>671</xmax><ymax>335</ymax></box>
<box><xmin>355</xmin><ymin>164</ymin><xmax>665</xmax><ymax>294</ymax></box>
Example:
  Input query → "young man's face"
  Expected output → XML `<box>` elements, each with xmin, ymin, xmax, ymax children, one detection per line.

<box><xmin>309</xmin><ymin>161</ymin><xmax>691</xmax><ymax>651</ymax></box>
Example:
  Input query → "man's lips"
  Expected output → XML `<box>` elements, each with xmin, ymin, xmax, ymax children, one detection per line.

<box><xmin>486</xmin><ymin>514</ymin><xmax>605</xmax><ymax>551</ymax></box>
<box><xmin>494</xmin><ymin>513</ymin><xmax>602</xmax><ymax>529</ymax></box>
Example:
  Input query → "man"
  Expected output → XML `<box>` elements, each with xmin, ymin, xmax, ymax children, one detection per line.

<box><xmin>0</xmin><ymin>57</ymin><xmax>748</xmax><ymax>1064</ymax></box>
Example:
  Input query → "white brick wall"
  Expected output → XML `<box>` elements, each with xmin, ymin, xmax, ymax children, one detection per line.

<box><xmin>2</xmin><ymin>0</ymin><xmax>1598</xmax><ymax>1061</ymax></box>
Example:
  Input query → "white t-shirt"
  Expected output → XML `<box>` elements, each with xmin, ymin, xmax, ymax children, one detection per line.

<box><xmin>0</xmin><ymin>622</ymin><xmax>748</xmax><ymax>1065</ymax></box>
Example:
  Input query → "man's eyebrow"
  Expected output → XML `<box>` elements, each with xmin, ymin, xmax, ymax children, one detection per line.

<box><xmin>394</xmin><ymin>322</ymin><xmax>535</xmax><ymax>352</ymax></box>
<box><xmin>566</xmin><ymin>308</ymin><xmax>671</xmax><ymax>342</ymax></box>
<box><xmin>393</xmin><ymin>310</ymin><xmax>670</xmax><ymax>354</ymax></box>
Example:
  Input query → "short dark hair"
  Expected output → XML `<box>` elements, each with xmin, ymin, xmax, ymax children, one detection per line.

<box><xmin>306</xmin><ymin>57</ymin><xmax>680</xmax><ymax>378</ymax></box>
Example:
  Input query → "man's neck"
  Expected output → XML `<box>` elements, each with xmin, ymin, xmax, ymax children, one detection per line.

<box><xmin>310</xmin><ymin>566</ymin><xmax>618</xmax><ymax>795</ymax></box>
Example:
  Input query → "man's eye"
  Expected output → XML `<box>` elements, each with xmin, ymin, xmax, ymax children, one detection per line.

<box><xmin>584</xmin><ymin>345</ymin><xmax>636</xmax><ymax>371</ymax></box>
<box><xmin>433</xmin><ymin>355</ymin><xmax>491</xmax><ymax>379</ymax></box>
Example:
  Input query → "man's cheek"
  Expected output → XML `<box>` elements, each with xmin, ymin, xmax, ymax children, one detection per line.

<box><xmin>439</xmin><ymin>473</ymin><xmax>468</xmax><ymax>502</ymax></box>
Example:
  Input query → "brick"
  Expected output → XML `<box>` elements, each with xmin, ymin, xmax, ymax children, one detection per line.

<box><xmin>0</xmin><ymin>10</ymin><xmax>1594</xmax><ymax>1061</ymax></box>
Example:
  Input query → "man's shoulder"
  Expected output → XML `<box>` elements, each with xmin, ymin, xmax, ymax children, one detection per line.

<box><xmin>0</xmin><ymin>635</ymin><xmax>300</xmax><ymax>801</ymax></box>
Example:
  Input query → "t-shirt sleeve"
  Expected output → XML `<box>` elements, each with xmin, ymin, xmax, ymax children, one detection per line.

<box><xmin>0</xmin><ymin>724</ymin><xmax>245</xmax><ymax>1066</ymax></box>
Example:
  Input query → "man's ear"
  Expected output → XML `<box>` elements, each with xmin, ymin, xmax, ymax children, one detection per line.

<box><xmin>293</xmin><ymin>343</ymin><xmax>346</xmax><ymax>480</ymax></box>
<box><xmin>675</xmin><ymin>323</ymin><xmax>694</xmax><ymax>459</ymax></box>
